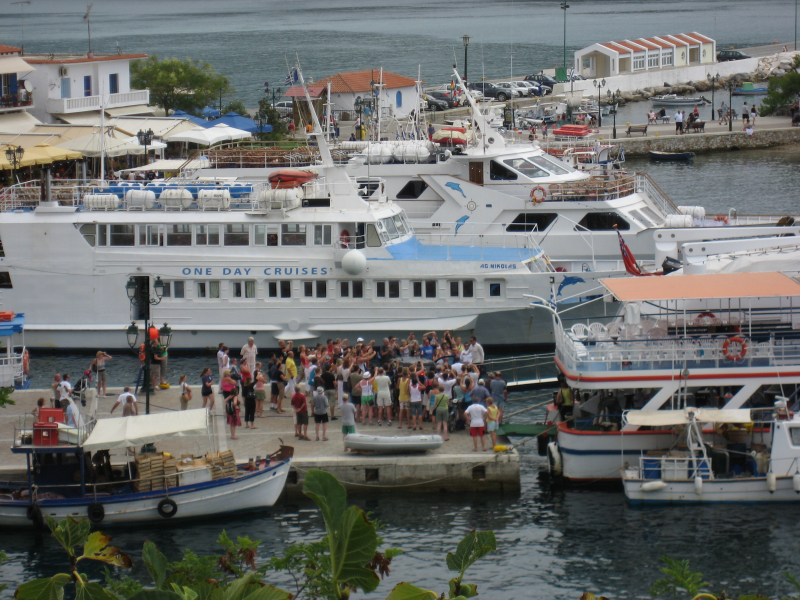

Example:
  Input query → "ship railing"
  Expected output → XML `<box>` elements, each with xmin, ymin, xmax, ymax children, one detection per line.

<box><xmin>12</xmin><ymin>415</ymin><xmax>95</xmax><ymax>449</ymax></box>
<box><xmin>482</xmin><ymin>353</ymin><xmax>558</xmax><ymax>386</ymax></box>
<box><xmin>635</xmin><ymin>172</ymin><xmax>680</xmax><ymax>216</ymax></box>
<box><xmin>539</xmin><ymin>173</ymin><xmax>638</xmax><ymax>203</ymax></box>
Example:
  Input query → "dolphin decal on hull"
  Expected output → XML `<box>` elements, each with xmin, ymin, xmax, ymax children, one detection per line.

<box><xmin>445</xmin><ymin>182</ymin><xmax>467</xmax><ymax>198</ymax></box>
<box><xmin>557</xmin><ymin>276</ymin><xmax>585</xmax><ymax>297</ymax></box>
<box><xmin>455</xmin><ymin>216</ymin><xmax>469</xmax><ymax>234</ymax></box>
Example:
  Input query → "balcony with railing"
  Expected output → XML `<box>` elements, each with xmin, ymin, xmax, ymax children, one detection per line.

<box><xmin>46</xmin><ymin>89</ymin><xmax>150</xmax><ymax>114</ymax></box>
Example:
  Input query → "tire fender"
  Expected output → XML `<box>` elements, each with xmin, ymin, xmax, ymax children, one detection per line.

<box><xmin>157</xmin><ymin>498</ymin><xmax>178</xmax><ymax>518</ymax></box>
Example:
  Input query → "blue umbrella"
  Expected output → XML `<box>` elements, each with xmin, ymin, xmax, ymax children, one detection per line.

<box><xmin>209</xmin><ymin>111</ymin><xmax>271</xmax><ymax>134</ymax></box>
<box><xmin>201</xmin><ymin>106</ymin><xmax>221</xmax><ymax>119</ymax></box>
<box><xmin>172</xmin><ymin>110</ymin><xmax>209</xmax><ymax>127</ymax></box>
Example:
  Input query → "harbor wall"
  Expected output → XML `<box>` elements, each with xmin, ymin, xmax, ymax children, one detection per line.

<box><xmin>608</xmin><ymin>127</ymin><xmax>800</xmax><ymax>155</ymax></box>
<box><xmin>554</xmin><ymin>58</ymin><xmax>759</xmax><ymax>96</ymax></box>
<box><xmin>283</xmin><ymin>451</ymin><xmax>521</xmax><ymax>498</ymax></box>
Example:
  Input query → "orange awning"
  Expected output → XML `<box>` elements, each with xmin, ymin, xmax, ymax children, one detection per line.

<box><xmin>601</xmin><ymin>272</ymin><xmax>800</xmax><ymax>302</ymax></box>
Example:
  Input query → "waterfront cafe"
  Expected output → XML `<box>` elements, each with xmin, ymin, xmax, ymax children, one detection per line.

<box><xmin>573</xmin><ymin>32</ymin><xmax>716</xmax><ymax>79</ymax></box>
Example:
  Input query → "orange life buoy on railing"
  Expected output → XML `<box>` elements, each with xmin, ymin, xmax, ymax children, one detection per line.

<box><xmin>723</xmin><ymin>336</ymin><xmax>747</xmax><ymax>361</ymax></box>
<box><xmin>340</xmin><ymin>230</ymin><xmax>351</xmax><ymax>249</ymax></box>
<box><xmin>23</xmin><ymin>349</ymin><xmax>29</xmax><ymax>375</ymax></box>
<box><xmin>530</xmin><ymin>186</ymin><xmax>547</xmax><ymax>204</ymax></box>
<box><xmin>698</xmin><ymin>311</ymin><xmax>716</xmax><ymax>320</ymax></box>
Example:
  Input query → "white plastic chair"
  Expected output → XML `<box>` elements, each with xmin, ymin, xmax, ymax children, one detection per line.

<box><xmin>639</xmin><ymin>320</ymin><xmax>656</xmax><ymax>335</ymax></box>
<box><xmin>588</xmin><ymin>322</ymin><xmax>609</xmax><ymax>340</ymax></box>
<box><xmin>571</xmin><ymin>323</ymin><xmax>589</xmax><ymax>340</ymax></box>
<box><xmin>607</xmin><ymin>321</ymin><xmax>622</xmax><ymax>338</ymax></box>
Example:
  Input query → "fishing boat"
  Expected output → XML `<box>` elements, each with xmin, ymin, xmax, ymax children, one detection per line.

<box><xmin>649</xmin><ymin>151</ymin><xmax>695</xmax><ymax>161</ymax></box>
<box><xmin>0</xmin><ymin>408</ymin><xmax>292</xmax><ymax>527</ymax></box>
<box><xmin>540</xmin><ymin>271</ymin><xmax>800</xmax><ymax>484</ymax></box>
<box><xmin>622</xmin><ymin>404</ymin><xmax>800</xmax><ymax>504</ymax></box>
<box><xmin>651</xmin><ymin>94</ymin><xmax>710</xmax><ymax>106</ymax></box>
<box><xmin>344</xmin><ymin>433</ymin><xmax>443</xmax><ymax>452</ymax></box>
<box><xmin>732</xmin><ymin>82</ymin><xmax>767</xmax><ymax>96</ymax></box>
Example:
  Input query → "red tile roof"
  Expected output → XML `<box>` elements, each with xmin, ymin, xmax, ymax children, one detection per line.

<box><xmin>646</xmin><ymin>37</ymin><xmax>676</xmax><ymax>49</ymax></box>
<box><xmin>315</xmin><ymin>69</ymin><xmax>417</xmax><ymax>93</ymax></box>
<box><xmin>284</xmin><ymin>84</ymin><xmax>325</xmax><ymax>98</ymax></box>
<box><xmin>0</xmin><ymin>44</ymin><xmax>22</xmax><ymax>55</ymax></box>
<box><xmin>596</xmin><ymin>33</ymin><xmax>710</xmax><ymax>54</ymax></box>
<box><xmin>25</xmin><ymin>53</ymin><xmax>147</xmax><ymax>64</ymax></box>
<box><xmin>685</xmin><ymin>32</ymin><xmax>715</xmax><ymax>44</ymax></box>
<box><xmin>670</xmin><ymin>34</ymin><xmax>702</xmax><ymax>46</ymax></box>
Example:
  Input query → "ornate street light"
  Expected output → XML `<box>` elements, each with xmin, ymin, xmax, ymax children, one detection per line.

<box><xmin>707</xmin><ymin>73</ymin><xmax>720</xmax><ymax>122</ymax></box>
<box><xmin>136</xmin><ymin>128</ymin><xmax>154</xmax><ymax>163</ymax></box>
<box><xmin>607</xmin><ymin>89</ymin><xmax>621</xmax><ymax>139</ymax></box>
<box><xmin>560</xmin><ymin>2</ymin><xmax>570</xmax><ymax>71</ymax></box>
<box><xmin>462</xmin><ymin>35</ymin><xmax>471</xmax><ymax>83</ymax></box>
<box><xmin>4</xmin><ymin>145</ymin><xmax>24</xmax><ymax>183</ymax></box>
<box><xmin>593</xmin><ymin>78</ymin><xmax>606</xmax><ymax>127</ymax></box>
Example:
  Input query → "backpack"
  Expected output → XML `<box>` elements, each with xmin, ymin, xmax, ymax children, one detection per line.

<box><xmin>225</xmin><ymin>397</ymin><xmax>235</xmax><ymax>416</ymax></box>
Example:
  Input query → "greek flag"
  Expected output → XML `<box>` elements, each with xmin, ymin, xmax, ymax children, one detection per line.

<box><xmin>284</xmin><ymin>73</ymin><xmax>292</xmax><ymax>86</ymax></box>
<box><xmin>549</xmin><ymin>283</ymin><xmax>557</xmax><ymax>311</ymax></box>
<box><xmin>568</xmin><ymin>68</ymin><xmax>574</xmax><ymax>80</ymax></box>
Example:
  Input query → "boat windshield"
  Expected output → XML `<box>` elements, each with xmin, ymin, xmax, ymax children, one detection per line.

<box><xmin>531</xmin><ymin>154</ymin><xmax>574</xmax><ymax>175</ymax></box>
<box><xmin>379</xmin><ymin>213</ymin><xmax>412</xmax><ymax>241</ymax></box>
<box><xmin>502</xmin><ymin>158</ymin><xmax>551</xmax><ymax>179</ymax></box>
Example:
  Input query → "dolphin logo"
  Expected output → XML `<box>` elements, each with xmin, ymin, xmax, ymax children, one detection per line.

<box><xmin>557</xmin><ymin>276</ymin><xmax>585</xmax><ymax>297</ymax></box>
<box><xmin>445</xmin><ymin>182</ymin><xmax>466</xmax><ymax>198</ymax></box>
<box><xmin>455</xmin><ymin>215</ymin><xmax>469</xmax><ymax>234</ymax></box>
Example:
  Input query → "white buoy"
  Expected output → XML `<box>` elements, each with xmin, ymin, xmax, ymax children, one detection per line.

<box><xmin>793</xmin><ymin>473</ymin><xmax>800</xmax><ymax>494</ymax></box>
<box><xmin>694</xmin><ymin>476</ymin><xmax>703</xmax><ymax>496</ymax></box>
<box><xmin>341</xmin><ymin>249</ymin><xmax>367</xmax><ymax>275</ymax></box>
<box><xmin>767</xmin><ymin>472</ymin><xmax>777</xmax><ymax>493</ymax></box>
<box><xmin>641</xmin><ymin>481</ymin><xmax>668</xmax><ymax>492</ymax></box>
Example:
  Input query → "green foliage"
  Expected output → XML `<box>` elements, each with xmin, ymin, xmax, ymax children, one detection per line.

<box><xmin>102</xmin><ymin>567</ymin><xmax>143</xmax><ymax>598</ymax></box>
<box><xmin>446</xmin><ymin>530</ymin><xmax>496</xmax><ymax>599</ymax></box>
<box><xmin>759</xmin><ymin>55</ymin><xmax>800</xmax><ymax>115</ymax></box>
<box><xmin>131</xmin><ymin>56</ymin><xmax>231</xmax><ymax>116</ymax></box>
<box><xmin>385</xmin><ymin>582</ymin><xmax>438</xmax><ymax>600</ymax></box>
<box><xmin>257</xmin><ymin>97</ymin><xmax>287</xmax><ymax>137</ymax></box>
<box><xmin>0</xmin><ymin>386</ymin><xmax>14</xmax><ymax>408</ymax></box>
<box><xmin>143</xmin><ymin>541</ymin><xmax>169</xmax><ymax>590</ymax></box>
<box><xmin>650</xmin><ymin>556</ymin><xmax>709</xmax><ymax>598</ymax></box>
<box><xmin>0</xmin><ymin>551</ymin><xmax>7</xmax><ymax>594</ymax></box>
<box><xmin>221</xmin><ymin>100</ymin><xmax>248</xmax><ymax>117</ymax></box>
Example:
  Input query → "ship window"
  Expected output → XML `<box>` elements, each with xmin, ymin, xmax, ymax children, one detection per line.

<box><xmin>162</xmin><ymin>282</ymin><xmax>170</xmax><ymax>297</ymax></box>
<box><xmin>489</xmin><ymin>282</ymin><xmax>502</xmax><ymax>297</ymax></box>
<box><xmin>255</xmin><ymin>224</ymin><xmax>278</xmax><ymax>246</ymax></box>
<box><xmin>0</xmin><ymin>271</ymin><xmax>12</xmax><ymax>288</ymax></box>
<box><xmin>268</xmin><ymin>280</ymin><xmax>292</xmax><ymax>298</ymax></box>
<box><xmin>790</xmin><ymin>427</ymin><xmax>800</xmax><ymax>446</ymax></box>
<box><xmin>139</xmin><ymin>225</ymin><xmax>160</xmax><ymax>246</ymax></box>
<box><xmin>449</xmin><ymin>280</ymin><xmax>474</xmax><ymax>298</ymax></box>
<box><xmin>232</xmin><ymin>281</ymin><xmax>256</xmax><ymax>298</ymax></box>
<box><xmin>109</xmin><ymin>224</ymin><xmax>135</xmax><ymax>246</ymax></box>
<box><xmin>534</xmin><ymin>154</ymin><xmax>572</xmax><ymax>175</ymax></box>
<box><xmin>304</xmin><ymin>281</ymin><xmax>327</xmax><ymax>298</ymax></box>
<box><xmin>314</xmin><ymin>224</ymin><xmax>332</xmax><ymax>246</ymax></box>
<box><xmin>98</xmin><ymin>224</ymin><xmax>107</xmax><ymax>246</ymax></box>
<box><xmin>489</xmin><ymin>160</ymin><xmax>518</xmax><ymax>181</ymax></box>
<box><xmin>80</xmin><ymin>223</ymin><xmax>96</xmax><ymax>246</ymax></box>
<box><xmin>397</xmin><ymin>180</ymin><xmax>428</xmax><ymax>199</ymax></box>
<box><xmin>506</xmin><ymin>213</ymin><xmax>558</xmax><ymax>232</ymax></box>
<box><xmin>197</xmin><ymin>282</ymin><xmax>206</xmax><ymax>298</ymax></box>
<box><xmin>376</xmin><ymin>280</ymin><xmax>400</xmax><ymax>298</ymax></box>
<box><xmin>224</xmin><ymin>224</ymin><xmax>249</xmax><ymax>246</ymax></box>
<box><xmin>393</xmin><ymin>214</ymin><xmax>408</xmax><ymax>235</ymax></box>
<box><xmin>167</xmin><ymin>224</ymin><xmax>191</xmax><ymax>246</ymax></box>
<box><xmin>195</xmin><ymin>225</ymin><xmax>219</xmax><ymax>246</ymax></box>
<box><xmin>503</xmin><ymin>158</ymin><xmax>550</xmax><ymax>179</ymax></box>
<box><xmin>281</xmin><ymin>224</ymin><xmax>306</xmax><ymax>246</ymax></box>
<box><xmin>366</xmin><ymin>224</ymin><xmax>381</xmax><ymax>247</ymax></box>
<box><xmin>413</xmin><ymin>280</ymin><xmax>436</xmax><ymax>298</ymax></box>
<box><xmin>173</xmin><ymin>281</ymin><xmax>185</xmax><ymax>299</ymax></box>
<box><xmin>577</xmin><ymin>212</ymin><xmax>630</xmax><ymax>231</ymax></box>
<box><xmin>340</xmin><ymin>280</ymin><xmax>363</xmax><ymax>298</ymax></box>
<box><xmin>197</xmin><ymin>281</ymin><xmax>220</xmax><ymax>299</ymax></box>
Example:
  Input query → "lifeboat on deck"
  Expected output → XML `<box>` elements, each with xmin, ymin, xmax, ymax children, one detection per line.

<box><xmin>268</xmin><ymin>169</ymin><xmax>317</xmax><ymax>189</ymax></box>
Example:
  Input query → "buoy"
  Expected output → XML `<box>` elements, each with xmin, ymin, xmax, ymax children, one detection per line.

<box><xmin>547</xmin><ymin>442</ymin><xmax>562</xmax><ymax>477</ymax></box>
<box><xmin>493</xmin><ymin>444</ymin><xmax>508</xmax><ymax>452</ymax></box>
<box><xmin>694</xmin><ymin>476</ymin><xmax>703</xmax><ymax>496</ymax></box>
<box><xmin>793</xmin><ymin>473</ymin><xmax>800</xmax><ymax>494</ymax></box>
<box><xmin>767</xmin><ymin>472</ymin><xmax>777</xmax><ymax>493</ymax></box>
<box><xmin>641</xmin><ymin>481</ymin><xmax>668</xmax><ymax>492</ymax></box>
<box><xmin>158</xmin><ymin>383</ymin><xmax>170</xmax><ymax>389</ymax></box>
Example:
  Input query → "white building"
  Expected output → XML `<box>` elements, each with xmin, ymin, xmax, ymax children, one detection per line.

<box><xmin>574</xmin><ymin>33</ymin><xmax>716</xmax><ymax>79</ymax></box>
<box><xmin>313</xmin><ymin>69</ymin><xmax>419</xmax><ymax>119</ymax></box>
<box><xmin>0</xmin><ymin>43</ymin><xmax>41</xmax><ymax>133</ymax></box>
<box><xmin>24</xmin><ymin>51</ymin><xmax>151</xmax><ymax>125</ymax></box>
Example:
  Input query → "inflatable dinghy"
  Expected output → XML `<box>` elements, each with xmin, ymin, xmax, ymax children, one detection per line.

<box><xmin>344</xmin><ymin>433</ymin><xmax>443</xmax><ymax>453</ymax></box>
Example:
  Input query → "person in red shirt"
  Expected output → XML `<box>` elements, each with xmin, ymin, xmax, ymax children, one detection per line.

<box><xmin>292</xmin><ymin>384</ymin><xmax>310</xmax><ymax>440</ymax></box>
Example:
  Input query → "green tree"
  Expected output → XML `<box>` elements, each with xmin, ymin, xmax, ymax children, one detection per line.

<box><xmin>759</xmin><ymin>55</ymin><xmax>800</xmax><ymax>116</ymax></box>
<box><xmin>255</xmin><ymin>96</ymin><xmax>287</xmax><ymax>138</ymax></box>
<box><xmin>131</xmin><ymin>56</ymin><xmax>231</xmax><ymax>116</ymax></box>
<box><xmin>222</xmin><ymin>100</ymin><xmax>248</xmax><ymax>117</ymax></box>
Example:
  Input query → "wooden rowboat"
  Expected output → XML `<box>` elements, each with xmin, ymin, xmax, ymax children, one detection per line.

<box><xmin>648</xmin><ymin>151</ymin><xmax>695</xmax><ymax>161</ymax></box>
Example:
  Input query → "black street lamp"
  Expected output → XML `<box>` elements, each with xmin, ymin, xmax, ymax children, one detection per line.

<box><xmin>727</xmin><ymin>80</ymin><xmax>733</xmax><ymax>132</ymax></box>
<box><xmin>560</xmin><ymin>2</ymin><xmax>569</xmax><ymax>71</ymax></box>
<box><xmin>462</xmin><ymin>35</ymin><xmax>471</xmax><ymax>84</ymax></box>
<box><xmin>593</xmin><ymin>78</ymin><xmax>606</xmax><ymax>127</ymax></box>
<box><xmin>4</xmin><ymin>144</ymin><xmax>24</xmax><ymax>183</ymax></box>
<box><xmin>255</xmin><ymin>114</ymin><xmax>265</xmax><ymax>139</ymax></box>
<box><xmin>707</xmin><ymin>73</ymin><xmax>720</xmax><ymax>122</ymax></box>
<box><xmin>136</xmin><ymin>128</ymin><xmax>154</xmax><ymax>164</ymax></box>
<box><xmin>125</xmin><ymin>275</ymin><xmax>167</xmax><ymax>415</ymax></box>
<box><xmin>607</xmin><ymin>88</ymin><xmax>621</xmax><ymax>139</ymax></box>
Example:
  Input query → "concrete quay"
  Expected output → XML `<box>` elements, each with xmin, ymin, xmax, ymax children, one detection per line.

<box><xmin>0</xmin><ymin>387</ymin><xmax>521</xmax><ymax>500</ymax></box>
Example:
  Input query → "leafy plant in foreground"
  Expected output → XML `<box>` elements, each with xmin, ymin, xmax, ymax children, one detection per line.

<box><xmin>651</xmin><ymin>556</ymin><xmax>710</xmax><ymax>599</ymax></box>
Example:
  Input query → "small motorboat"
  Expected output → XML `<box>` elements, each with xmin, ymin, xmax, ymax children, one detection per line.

<box><xmin>651</xmin><ymin>94</ymin><xmax>709</xmax><ymax>106</ymax></box>
<box><xmin>344</xmin><ymin>433</ymin><xmax>443</xmax><ymax>453</ymax></box>
<box><xmin>733</xmin><ymin>82</ymin><xmax>767</xmax><ymax>96</ymax></box>
<box><xmin>649</xmin><ymin>150</ymin><xmax>695</xmax><ymax>161</ymax></box>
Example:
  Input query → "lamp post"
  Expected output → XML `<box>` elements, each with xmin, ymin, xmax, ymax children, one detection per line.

<box><xmin>727</xmin><ymin>80</ymin><xmax>733</xmax><ymax>132</ymax></box>
<box><xmin>707</xmin><ymin>73</ymin><xmax>720</xmax><ymax>122</ymax></box>
<box><xmin>4</xmin><ymin>145</ymin><xmax>24</xmax><ymax>184</ymax></box>
<box><xmin>560</xmin><ymin>1</ymin><xmax>569</xmax><ymax>71</ymax></box>
<box><xmin>607</xmin><ymin>88</ymin><xmax>621</xmax><ymax>139</ymax></box>
<box><xmin>255</xmin><ymin>114</ymin><xmax>265</xmax><ymax>140</ymax></box>
<box><xmin>593</xmin><ymin>78</ymin><xmax>606</xmax><ymax>127</ymax></box>
<box><xmin>462</xmin><ymin>35</ymin><xmax>471</xmax><ymax>84</ymax></box>
<box><xmin>125</xmin><ymin>276</ymin><xmax>167</xmax><ymax>415</ymax></box>
<box><xmin>136</xmin><ymin>128</ymin><xmax>154</xmax><ymax>164</ymax></box>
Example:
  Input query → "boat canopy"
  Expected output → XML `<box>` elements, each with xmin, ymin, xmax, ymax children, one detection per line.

<box><xmin>601</xmin><ymin>272</ymin><xmax>800</xmax><ymax>302</ymax></box>
<box><xmin>82</xmin><ymin>408</ymin><xmax>209</xmax><ymax>452</ymax></box>
<box><xmin>625</xmin><ymin>408</ymin><xmax>752</xmax><ymax>427</ymax></box>
<box><xmin>0</xmin><ymin>313</ymin><xmax>24</xmax><ymax>337</ymax></box>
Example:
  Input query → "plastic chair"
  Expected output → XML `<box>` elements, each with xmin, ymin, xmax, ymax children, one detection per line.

<box><xmin>638</xmin><ymin>320</ymin><xmax>656</xmax><ymax>335</ymax></box>
<box><xmin>607</xmin><ymin>321</ymin><xmax>622</xmax><ymax>338</ymax></box>
<box><xmin>588</xmin><ymin>322</ymin><xmax>609</xmax><ymax>340</ymax></box>
<box><xmin>571</xmin><ymin>323</ymin><xmax>588</xmax><ymax>340</ymax></box>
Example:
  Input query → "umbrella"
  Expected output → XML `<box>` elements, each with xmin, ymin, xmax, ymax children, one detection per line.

<box><xmin>57</xmin><ymin>130</ymin><xmax>167</xmax><ymax>157</ymax></box>
<box><xmin>172</xmin><ymin>110</ymin><xmax>210</xmax><ymax>127</ymax></box>
<box><xmin>0</xmin><ymin>143</ymin><xmax>82</xmax><ymax>169</ymax></box>
<box><xmin>208</xmin><ymin>111</ymin><xmax>268</xmax><ymax>134</ymax></box>
<box><xmin>168</xmin><ymin>123</ymin><xmax>252</xmax><ymax>145</ymax></box>
<box><xmin>201</xmin><ymin>106</ymin><xmax>221</xmax><ymax>119</ymax></box>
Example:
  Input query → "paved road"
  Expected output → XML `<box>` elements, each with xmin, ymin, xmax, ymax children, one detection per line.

<box><xmin>738</xmin><ymin>42</ymin><xmax>798</xmax><ymax>58</ymax></box>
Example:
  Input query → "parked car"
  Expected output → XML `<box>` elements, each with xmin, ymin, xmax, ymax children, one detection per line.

<box><xmin>434</xmin><ymin>84</ymin><xmax>484</xmax><ymax>102</ymax></box>
<box><xmin>273</xmin><ymin>100</ymin><xmax>294</xmax><ymax>117</ymax></box>
<box><xmin>717</xmin><ymin>49</ymin><xmax>751</xmax><ymax>62</ymax></box>
<box><xmin>494</xmin><ymin>82</ymin><xmax>526</xmax><ymax>98</ymax></box>
<box><xmin>467</xmin><ymin>82</ymin><xmax>510</xmax><ymax>101</ymax></box>
<box><xmin>427</xmin><ymin>90</ymin><xmax>457</xmax><ymax>109</ymax></box>
<box><xmin>513</xmin><ymin>81</ymin><xmax>543</xmax><ymax>96</ymax></box>
<box><xmin>424</xmin><ymin>95</ymin><xmax>449</xmax><ymax>111</ymax></box>
<box><xmin>524</xmin><ymin>74</ymin><xmax>558</xmax><ymax>90</ymax></box>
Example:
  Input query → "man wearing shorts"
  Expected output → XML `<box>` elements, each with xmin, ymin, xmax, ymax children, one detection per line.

<box><xmin>291</xmin><ymin>384</ymin><xmax>310</xmax><ymax>441</ymax></box>
<box><xmin>359</xmin><ymin>371</ymin><xmax>375</xmax><ymax>425</ymax></box>
<box><xmin>465</xmin><ymin>401</ymin><xmax>488</xmax><ymax>451</ymax></box>
<box><xmin>489</xmin><ymin>372</ymin><xmax>507</xmax><ymax>424</ymax></box>
<box><xmin>312</xmin><ymin>386</ymin><xmax>329</xmax><ymax>441</ymax></box>
<box><xmin>373</xmin><ymin>367</ymin><xmax>393</xmax><ymax>426</ymax></box>
<box><xmin>340</xmin><ymin>394</ymin><xmax>357</xmax><ymax>451</ymax></box>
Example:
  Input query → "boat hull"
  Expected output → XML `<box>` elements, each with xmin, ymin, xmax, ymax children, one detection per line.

<box><xmin>0</xmin><ymin>459</ymin><xmax>291</xmax><ymax>527</ymax></box>
<box><xmin>344</xmin><ymin>433</ymin><xmax>443</xmax><ymax>452</ymax></box>
<box><xmin>624</xmin><ymin>474</ymin><xmax>800</xmax><ymax>504</ymax></box>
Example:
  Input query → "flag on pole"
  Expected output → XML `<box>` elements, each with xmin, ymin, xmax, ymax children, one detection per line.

<box><xmin>568</xmin><ymin>67</ymin><xmax>574</xmax><ymax>80</ymax></box>
<box><xmin>284</xmin><ymin>73</ymin><xmax>292</xmax><ymax>86</ymax></box>
<box><xmin>618</xmin><ymin>231</ymin><xmax>661</xmax><ymax>276</ymax></box>
<box><xmin>549</xmin><ymin>282</ymin><xmax>557</xmax><ymax>311</ymax></box>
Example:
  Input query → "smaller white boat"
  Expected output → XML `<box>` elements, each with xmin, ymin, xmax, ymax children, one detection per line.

<box><xmin>651</xmin><ymin>94</ymin><xmax>709</xmax><ymax>106</ymax></box>
<box><xmin>344</xmin><ymin>433</ymin><xmax>443</xmax><ymax>453</ymax></box>
<box><xmin>622</xmin><ymin>403</ymin><xmax>800</xmax><ymax>504</ymax></box>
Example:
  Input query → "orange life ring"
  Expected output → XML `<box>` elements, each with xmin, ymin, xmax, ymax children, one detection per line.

<box><xmin>698</xmin><ymin>311</ymin><xmax>716</xmax><ymax>320</ymax></box>
<box><xmin>23</xmin><ymin>350</ymin><xmax>29</xmax><ymax>375</ymax></box>
<box><xmin>722</xmin><ymin>336</ymin><xmax>747</xmax><ymax>361</ymax></box>
<box><xmin>530</xmin><ymin>186</ymin><xmax>547</xmax><ymax>204</ymax></box>
<box><xmin>340</xmin><ymin>230</ymin><xmax>351</xmax><ymax>249</ymax></box>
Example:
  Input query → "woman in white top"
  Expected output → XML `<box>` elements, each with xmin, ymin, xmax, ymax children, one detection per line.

<box><xmin>438</xmin><ymin>371</ymin><xmax>457</xmax><ymax>398</ymax></box>
<box><xmin>408</xmin><ymin>375</ymin><xmax>423</xmax><ymax>431</ymax></box>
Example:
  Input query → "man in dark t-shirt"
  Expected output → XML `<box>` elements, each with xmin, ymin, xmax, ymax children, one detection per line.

<box><xmin>292</xmin><ymin>385</ymin><xmax>309</xmax><ymax>440</ymax></box>
<box><xmin>321</xmin><ymin>364</ymin><xmax>337</xmax><ymax>420</ymax></box>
